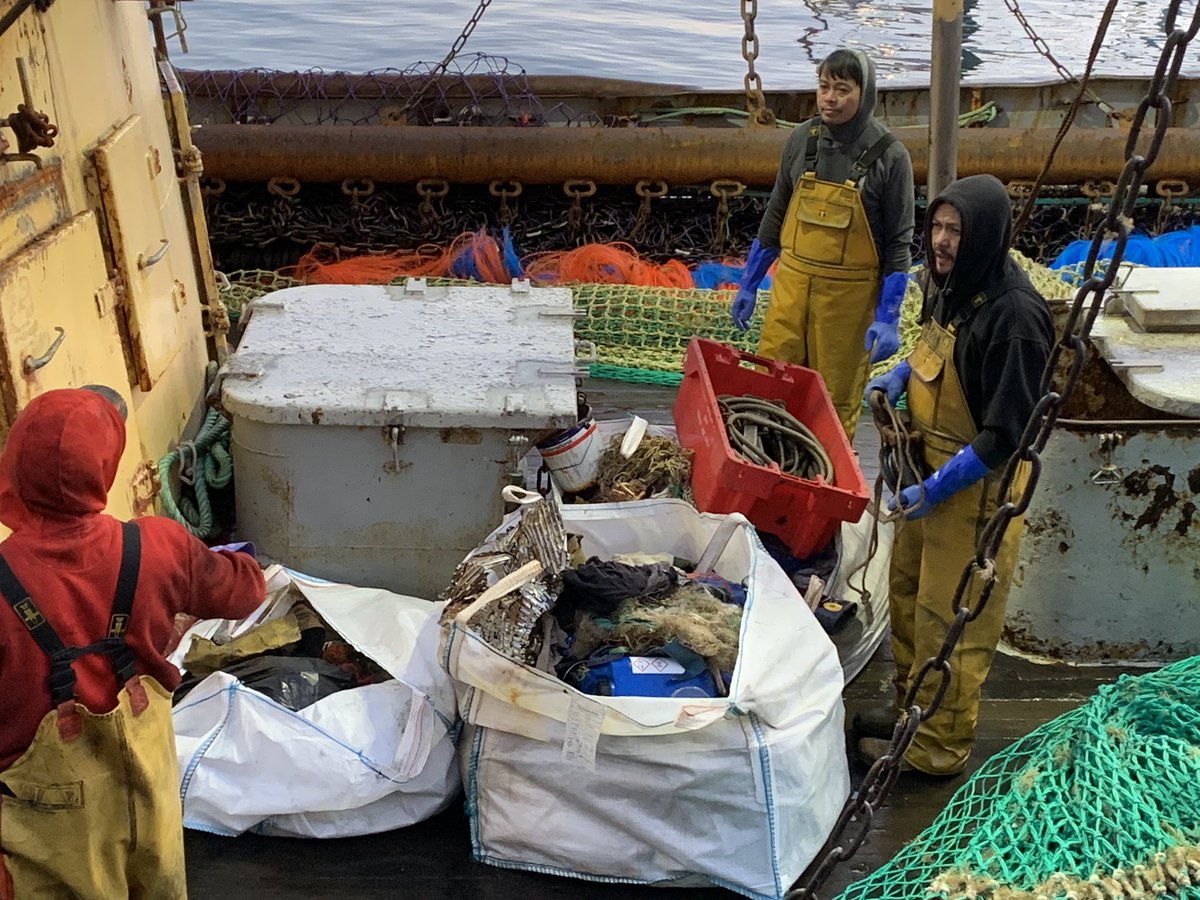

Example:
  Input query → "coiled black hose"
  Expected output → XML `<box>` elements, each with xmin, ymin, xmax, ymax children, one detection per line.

<box><xmin>717</xmin><ymin>395</ymin><xmax>834</xmax><ymax>483</ymax></box>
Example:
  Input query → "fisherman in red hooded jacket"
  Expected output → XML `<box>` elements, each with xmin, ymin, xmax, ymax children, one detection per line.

<box><xmin>0</xmin><ymin>386</ymin><xmax>265</xmax><ymax>898</ymax></box>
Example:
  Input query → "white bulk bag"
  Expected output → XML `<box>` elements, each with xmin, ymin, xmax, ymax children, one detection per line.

<box><xmin>172</xmin><ymin>567</ymin><xmax>459</xmax><ymax>838</ymax></box>
<box><xmin>441</xmin><ymin>498</ymin><xmax>849</xmax><ymax>900</ymax></box>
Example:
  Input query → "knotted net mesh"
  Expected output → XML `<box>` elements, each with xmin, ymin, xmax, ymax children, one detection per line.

<box><xmin>835</xmin><ymin>656</ymin><xmax>1200</xmax><ymax>900</ymax></box>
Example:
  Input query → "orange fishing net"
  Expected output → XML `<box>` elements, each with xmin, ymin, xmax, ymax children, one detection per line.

<box><xmin>287</xmin><ymin>231</ymin><xmax>710</xmax><ymax>289</ymax></box>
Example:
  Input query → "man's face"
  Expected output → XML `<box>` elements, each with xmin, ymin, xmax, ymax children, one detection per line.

<box><xmin>816</xmin><ymin>74</ymin><xmax>861</xmax><ymax>126</ymax></box>
<box><xmin>930</xmin><ymin>203</ymin><xmax>962</xmax><ymax>276</ymax></box>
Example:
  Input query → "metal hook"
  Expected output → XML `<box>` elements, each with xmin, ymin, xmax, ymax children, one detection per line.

<box><xmin>137</xmin><ymin>239</ymin><xmax>171</xmax><ymax>270</ymax></box>
<box><xmin>23</xmin><ymin>326</ymin><xmax>66</xmax><ymax>374</ymax></box>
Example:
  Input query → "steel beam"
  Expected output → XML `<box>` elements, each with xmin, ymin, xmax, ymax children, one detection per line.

<box><xmin>193</xmin><ymin>124</ymin><xmax>1200</xmax><ymax>187</ymax></box>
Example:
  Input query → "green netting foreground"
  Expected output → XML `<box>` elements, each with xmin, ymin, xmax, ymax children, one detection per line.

<box><xmin>834</xmin><ymin>655</ymin><xmax>1200</xmax><ymax>900</ymax></box>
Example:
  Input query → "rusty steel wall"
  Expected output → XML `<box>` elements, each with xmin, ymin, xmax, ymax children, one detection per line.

<box><xmin>1006</xmin><ymin>421</ymin><xmax>1200</xmax><ymax>663</ymax></box>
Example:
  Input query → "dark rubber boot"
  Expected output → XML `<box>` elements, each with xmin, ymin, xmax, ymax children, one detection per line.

<box><xmin>851</xmin><ymin>705</ymin><xmax>898</xmax><ymax>739</ymax></box>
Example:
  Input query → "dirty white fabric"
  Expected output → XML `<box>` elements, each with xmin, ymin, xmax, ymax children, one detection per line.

<box><xmin>171</xmin><ymin>567</ymin><xmax>459</xmax><ymax>838</ymax></box>
<box><xmin>442</xmin><ymin>499</ymin><xmax>848</xmax><ymax>900</ymax></box>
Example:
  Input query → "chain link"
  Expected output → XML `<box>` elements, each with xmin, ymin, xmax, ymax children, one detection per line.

<box><xmin>401</xmin><ymin>0</ymin><xmax>496</xmax><ymax>116</ymax></box>
<box><xmin>710</xmin><ymin>179</ymin><xmax>745</xmax><ymax>253</ymax></box>
<box><xmin>785</xmin><ymin>3</ymin><xmax>1200</xmax><ymax>896</ymax></box>
<box><xmin>740</xmin><ymin>0</ymin><xmax>775</xmax><ymax>127</ymax></box>
<box><xmin>1002</xmin><ymin>0</ymin><xmax>1115</xmax><ymax>115</ymax></box>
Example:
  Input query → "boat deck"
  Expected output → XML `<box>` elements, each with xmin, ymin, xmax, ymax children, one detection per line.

<box><xmin>184</xmin><ymin>379</ymin><xmax>1150</xmax><ymax>899</ymax></box>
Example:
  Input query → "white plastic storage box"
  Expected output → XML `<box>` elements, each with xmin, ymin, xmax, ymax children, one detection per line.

<box><xmin>220</xmin><ymin>281</ymin><xmax>582</xmax><ymax>598</ymax></box>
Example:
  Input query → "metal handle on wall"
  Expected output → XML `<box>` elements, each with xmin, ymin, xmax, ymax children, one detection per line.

<box><xmin>23</xmin><ymin>326</ymin><xmax>66</xmax><ymax>374</ymax></box>
<box><xmin>137</xmin><ymin>239</ymin><xmax>171</xmax><ymax>270</ymax></box>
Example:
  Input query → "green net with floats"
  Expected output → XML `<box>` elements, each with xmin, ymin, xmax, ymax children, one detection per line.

<box><xmin>834</xmin><ymin>655</ymin><xmax>1200</xmax><ymax>900</ymax></box>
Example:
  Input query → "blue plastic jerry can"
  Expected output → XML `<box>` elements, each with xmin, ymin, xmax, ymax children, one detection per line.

<box><xmin>579</xmin><ymin>656</ymin><xmax>719</xmax><ymax>698</ymax></box>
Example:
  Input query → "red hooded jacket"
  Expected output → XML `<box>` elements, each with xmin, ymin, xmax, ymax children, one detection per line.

<box><xmin>0</xmin><ymin>389</ymin><xmax>265</xmax><ymax>770</ymax></box>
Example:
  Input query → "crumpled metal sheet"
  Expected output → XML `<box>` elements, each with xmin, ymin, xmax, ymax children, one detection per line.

<box><xmin>439</xmin><ymin>496</ymin><xmax>567</xmax><ymax>663</ymax></box>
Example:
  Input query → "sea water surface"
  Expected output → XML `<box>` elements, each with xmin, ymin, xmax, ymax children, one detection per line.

<box><xmin>178</xmin><ymin>0</ymin><xmax>1198</xmax><ymax>89</ymax></box>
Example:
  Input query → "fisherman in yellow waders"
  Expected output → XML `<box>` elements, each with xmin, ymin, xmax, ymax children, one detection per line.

<box><xmin>732</xmin><ymin>48</ymin><xmax>915</xmax><ymax>441</ymax></box>
<box><xmin>856</xmin><ymin>174</ymin><xmax>1054</xmax><ymax>776</ymax></box>
<box><xmin>0</xmin><ymin>387</ymin><xmax>265</xmax><ymax>898</ymax></box>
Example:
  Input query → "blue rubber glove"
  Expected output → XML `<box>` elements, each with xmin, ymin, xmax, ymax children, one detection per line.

<box><xmin>888</xmin><ymin>444</ymin><xmax>990</xmax><ymax>520</ymax></box>
<box><xmin>864</xmin><ymin>271</ymin><xmax>909</xmax><ymax>363</ymax></box>
<box><xmin>863</xmin><ymin>360</ymin><xmax>911</xmax><ymax>407</ymax></box>
<box><xmin>731</xmin><ymin>239</ymin><xmax>780</xmax><ymax>330</ymax></box>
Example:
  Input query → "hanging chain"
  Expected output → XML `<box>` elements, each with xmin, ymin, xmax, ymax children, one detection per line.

<box><xmin>1012</xmin><ymin>0</ymin><xmax>1120</xmax><ymax>239</ymax></box>
<box><xmin>785</xmin><ymin>2</ymin><xmax>1200</xmax><ymax>896</ymax></box>
<box><xmin>1002</xmin><ymin>0</ymin><xmax>1115</xmax><ymax>115</ymax></box>
<box><xmin>740</xmin><ymin>0</ymin><xmax>775</xmax><ymax>127</ymax></box>
<box><xmin>710</xmin><ymin>179</ymin><xmax>745</xmax><ymax>253</ymax></box>
<box><xmin>401</xmin><ymin>0</ymin><xmax>496</xmax><ymax>116</ymax></box>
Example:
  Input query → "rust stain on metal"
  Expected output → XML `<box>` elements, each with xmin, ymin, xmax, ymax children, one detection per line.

<box><xmin>130</xmin><ymin>461</ymin><xmax>160</xmax><ymax>516</ymax></box>
<box><xmin>1003</xmin><ymin>611</ymin><xmax>1168</xmax><ymax>663</ymax></box>
<box><xmin>259</xmin><ymin>466</ymin><xmax>291</xmax><ymax>506</ymax></box>
<box><xmin>1023</xmin><ymin>507</ymin><xmax>1073</xmax><ymax>543</ymax></box>
<box><xmin>1122</xmin><ymin>465</ymin><xmax>1179</xmax><ymax>530</ymax></box>
<box><xmin>440</xmin><ymin>427</ymin><xmax>482</xmax><ymax>445</ymax></box>
<box><xmin>1175</xmin><ymin>501</ymin><xmax>1196</xmax><ymax>537</ymax></box>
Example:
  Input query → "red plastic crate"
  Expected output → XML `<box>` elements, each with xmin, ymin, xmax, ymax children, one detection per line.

<box><xmin>672</xmin><ymin>338</ymin><xmax>869</xmax><ymax>559</ymax></box>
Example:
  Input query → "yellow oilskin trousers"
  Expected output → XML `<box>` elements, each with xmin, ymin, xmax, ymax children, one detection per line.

<box><xmin>757</xmin><ymin>172</ymin><xmax>880</xmax><ymax>441</ymax></box>
<box><xmin>887</xmin><ymin>317</ymin><xmax>1029</xmax><ymax>776</ymax></box>
<box><xmin>0</xmin><ymin>677</ymin><xmax>187</xmax><ymax>899</ymax></box>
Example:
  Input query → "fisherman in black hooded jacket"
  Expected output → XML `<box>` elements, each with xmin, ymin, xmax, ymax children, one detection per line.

<box><xmin>856</xmin><ymin>174</ymin><xmax>1054</xmax><ymax>776</ymax></box>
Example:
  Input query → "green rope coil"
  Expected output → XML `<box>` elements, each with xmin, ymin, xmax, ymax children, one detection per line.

<box><xmin>157</xmin><ymin>405</ymin><xmax>233</xmax><ymax>540</ymax></box>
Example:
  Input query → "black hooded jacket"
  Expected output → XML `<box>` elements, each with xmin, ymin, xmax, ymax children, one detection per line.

<box><xmin>756</xmin><ymin>50</ymin><xmax>915</xmax><ymax>275</ymax></box>
<box><xmin>921</xmin><ymin>174</ymin><xmax>1055</xmax><ymax>469</ymax></box>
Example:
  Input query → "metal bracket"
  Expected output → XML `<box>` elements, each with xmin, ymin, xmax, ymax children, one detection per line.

<box><xmin>1090</xmin><ymin>431</ymin><xmax>1125</xmax><ymax>485</ymax></box>
<box><xmin>1107</xmin><ymin>358</ymin><xmax>1165</xmax><ymax>374</ymax></box>
<box><xmin>388</xmin><ymin>424</ymin><xmax>405</xmax><ymax>472</ymax></box>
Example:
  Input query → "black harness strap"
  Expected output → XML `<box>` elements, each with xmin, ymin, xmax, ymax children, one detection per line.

<box><xmin>848</xmin><ymin>133</ymin><xmax>897</xmax><ymax>183</ymax></box>
<box><xmin>107</xmin><ymin>521</ymin><xmax>141</xmax><ymax>684</ymax></box>
<box><xmin>0</xmin><ymin>522</ymin><xmax>142</xmax><ymax>706</ymax></box>
<box><xmin>803</xmin><ymin>126</ymin><xmax>897</xmax><ymax>186</ymax></box>
<box><xmin>802</xmin><ymin>124</ymin><xmax>821</xmax><ymax>172</ymax></box>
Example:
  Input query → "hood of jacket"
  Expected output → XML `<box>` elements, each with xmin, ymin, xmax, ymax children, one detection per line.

<box><xmin>826</xmin><ymin>49</ymin><xmax>878</xmax><ymax>145</ymax></box>
<box><xmin>926</xmin><ymin>174</ymin><xmax>1024</xmax><ymax>310</ymax></box>
<box><xmin>0</xmin><ymin>388</ymin><xmax>125</xmax><ymax>531</ymax></box>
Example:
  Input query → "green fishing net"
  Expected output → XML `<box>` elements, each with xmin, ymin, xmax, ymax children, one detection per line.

<box><xmin>834</xmin><ymin>655</ymin><xmax>1200</xmax><ymax>900</ymax></box>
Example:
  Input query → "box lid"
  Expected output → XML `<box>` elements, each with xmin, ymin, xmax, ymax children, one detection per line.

<box><xmin>1091</xmin><ymin>264</ymin><xmax>1200</xmax><ymax>418</ymax></box>
<box><xmin>221</xmin><ymin>281</ymin><xmax>584</xmax><ymax>428</ymax></box>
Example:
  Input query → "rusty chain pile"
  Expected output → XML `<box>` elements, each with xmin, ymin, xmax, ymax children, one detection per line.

<box><xmin>785</xmin><ymin>2</ymin><xmax>1200</xmax><ymax>897</ymax></box>
<box><xmin>202</xmin><ymin>181</ymin><xmax>769</xmax><ymax>271</ymax></box>
<box><xmin>202</xmin><ymin>174</ymin><xmax>1200</xmax><ymax>273</ymax></box>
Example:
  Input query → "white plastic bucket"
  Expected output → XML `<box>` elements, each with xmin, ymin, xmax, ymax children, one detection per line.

<box><xmin>536</xmin><ymin>415</ymin><xmax>602</xmax><ymax>493</ymax></box>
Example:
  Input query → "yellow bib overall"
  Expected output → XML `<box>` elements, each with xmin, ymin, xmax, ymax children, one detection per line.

<box><xmin>757</xmin><ymin>131</ymin><xmax>892</xmax><ymax>441</ymax></box>
<box><xmin>887</xmin><ymin>315</ymin><xmax>1029</xmax><ymax>776</ymax></box>
<box><xmin>0</xmin><ymin>524</ymin><xmax>186</xmax><ymax>899</ymax></box>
